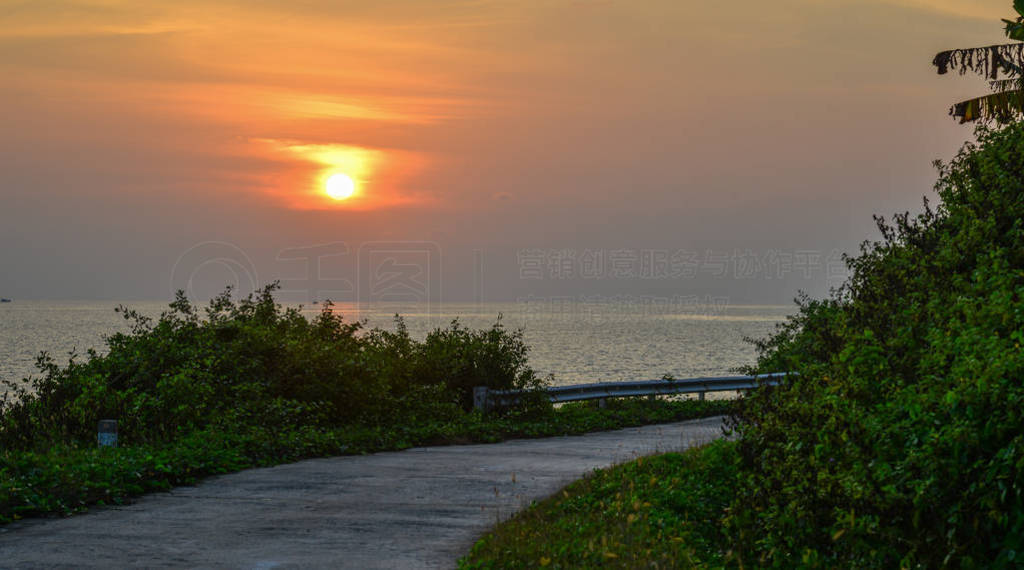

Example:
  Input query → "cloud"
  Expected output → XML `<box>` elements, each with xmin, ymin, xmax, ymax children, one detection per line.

<box><xmin>873</xmin><ymin>0</ymin><xmax>1011</xmax><ymax>22</ymax></box>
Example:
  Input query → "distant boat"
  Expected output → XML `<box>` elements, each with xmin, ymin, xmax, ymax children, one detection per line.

<box><xmin>0</xmin><ymin>298</ymin><xmax>11</xmax><ymax>303</ymax></box>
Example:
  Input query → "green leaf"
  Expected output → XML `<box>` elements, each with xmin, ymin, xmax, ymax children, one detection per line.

<box><xmin>1005</xmin><ymin>19</ymin><xmax>1024</xmax><ymax>41</ymax></box>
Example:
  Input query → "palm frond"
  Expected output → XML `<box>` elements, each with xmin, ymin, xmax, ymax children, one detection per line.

<box><xmin>989</xmin><ymin>78</ymin><xmax>1024</xmax><ymax>92</ymax></box>
<box><xmin>933</xmin><ymin>42</ymin><xmax>1024</xmax><ymax>79</ymax></box>
<box><xmin>950</xmin><ymin>89</ymin><xmax>1024</xmax><ymax>123</ymax></box>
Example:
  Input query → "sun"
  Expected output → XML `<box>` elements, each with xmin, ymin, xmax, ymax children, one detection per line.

<box><xmin>325</xmin><ymin>173</ymin><xmax>356</xmax><ymax>200</ymax></box>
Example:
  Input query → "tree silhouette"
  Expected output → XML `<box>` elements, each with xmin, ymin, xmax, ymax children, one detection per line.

<box><xmin>933</xmin><ymin>1</ymin><xmax>1024</xmax><ymax>123</ymax></box>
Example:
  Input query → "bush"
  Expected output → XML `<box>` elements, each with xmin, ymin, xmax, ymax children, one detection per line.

<box><xmin>364</xmin><ymin>315</ymin><xmax>545</xmax><ymax>411</ymax></box>
<box><xmin>416</xmin><ymin>318</ymin><xmax>544</xmax><ymax>410</ymax></box>
<box><xmin>730</xmin><ymin>123</ymin><xmax>1024</xmax><ymax>567</ymax></box>
<box><xmin>0</xmin><ymin>284</ymin><xmax>548</xmax><ymax>450</ymax></box>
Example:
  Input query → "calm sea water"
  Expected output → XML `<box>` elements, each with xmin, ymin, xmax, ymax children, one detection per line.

<box><xmin>0</xmin><ymin>300</ymin><xmax>794</xmax><ymax>388</ymax></box>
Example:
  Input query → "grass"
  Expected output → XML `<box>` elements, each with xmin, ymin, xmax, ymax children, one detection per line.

<box><xmin>459</xmin><ymin>439</ymin><xmax>741</xmax><ymax>569</ymax></box>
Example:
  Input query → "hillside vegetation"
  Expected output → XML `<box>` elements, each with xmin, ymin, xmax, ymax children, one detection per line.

<box><xmin>464</xmin><ymin>123</ymin><xmax>1024</xmax><ymax>569</ymax></box>
<box><xmin>732</xmin><ymin>123</ymin><xmax>1024</xmax><ymax>567</ymax></box>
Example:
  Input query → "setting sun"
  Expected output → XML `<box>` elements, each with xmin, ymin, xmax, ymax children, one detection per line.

<box><xmin>325</xmin><ymin>173</ymin><xmax>356</xmax><ymax>200</ymax></box>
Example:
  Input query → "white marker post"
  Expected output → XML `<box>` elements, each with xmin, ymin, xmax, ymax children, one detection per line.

<box><xmin>98</xmin><ymin>419</ymin><xmax>118</xmax><ymax>448</ymax></box>
<box><xmin>473</xmin><ymin>386</ymin><xmax>490</xmax><ymax>412</ymax></box>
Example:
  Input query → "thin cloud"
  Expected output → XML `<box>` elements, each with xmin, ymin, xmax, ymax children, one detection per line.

<box><xmin>251</xmin><ymin>138</ymin><xmax>433</xmax><ymax>211</ymax></box>
<box><xmin>872</xmin><ymin>0</ymin><xmax>1010</xmax><ymax>22</ymax></box>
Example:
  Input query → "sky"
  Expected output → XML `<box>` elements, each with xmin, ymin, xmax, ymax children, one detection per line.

<box><xmin>0</xmin><ymin>0</ymin><xmax>1014</xmax><ymax>304</ymax></box>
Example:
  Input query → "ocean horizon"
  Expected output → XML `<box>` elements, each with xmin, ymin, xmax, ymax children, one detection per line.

<box><xmin>0</xmin><ymin>299</ymin><xmax>794</xmax><ymax>389</ymax></box>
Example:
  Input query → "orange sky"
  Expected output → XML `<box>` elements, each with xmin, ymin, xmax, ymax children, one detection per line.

<box><xmin>0</xmin><ymin>0</ymin><xmax>1015</xmax><ymax>300</ymax></box>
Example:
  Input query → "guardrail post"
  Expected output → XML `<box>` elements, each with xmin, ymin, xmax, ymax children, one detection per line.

<box><xmin>473</xmin><ymin>386</ymin><xmax>490</xmax><ymax>412</ymax></box>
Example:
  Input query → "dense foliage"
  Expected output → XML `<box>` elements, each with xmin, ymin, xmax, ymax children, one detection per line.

<box><xmin>0</xmin><ymin>285</ymin><xmax>542</xmax><ymax>451</ymax></box>
<box><xmin>730</xmin><ymin>123</ymin><xmax>1024</xmax><ymax>566</ymax></box>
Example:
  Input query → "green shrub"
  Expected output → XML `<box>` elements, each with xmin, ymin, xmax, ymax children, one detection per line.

<box><xmin>0</xmin><ymin>284</ymin><xmax>547</xmax><ymax>450</ymax></box>
<box><xmin>731</xmin><ymin>123</ymin><xmax>1024</xmax><ymax>567</ymax></box>
<box><xmin>412</xmin><ymin>317</ymin><xmax>544</xmax><ymax>410</ymax></box>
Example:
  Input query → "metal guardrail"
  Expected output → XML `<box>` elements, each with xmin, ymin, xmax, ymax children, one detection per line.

<box><xmin>473</xmin><ymin>372</ymin><xmax>791</xmax><ymax>411</ymax></box>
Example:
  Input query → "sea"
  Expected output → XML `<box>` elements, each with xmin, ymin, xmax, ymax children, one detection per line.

<box><xmin>0</xmin><ymin>300</ymin><xmax>794</xmax><ymax>389</ymax></box>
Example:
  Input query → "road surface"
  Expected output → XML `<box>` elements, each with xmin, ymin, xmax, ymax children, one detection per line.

<box><xmin>0</xmin><ymin>416</ymin><xmax>725</xmax><ymax>569</ymax></box>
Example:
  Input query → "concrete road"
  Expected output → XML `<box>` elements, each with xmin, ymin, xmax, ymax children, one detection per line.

<box><xmin>0</xmin><ymin>416</ymin><xmax>724</xmax><ymax>569</ymax></box>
